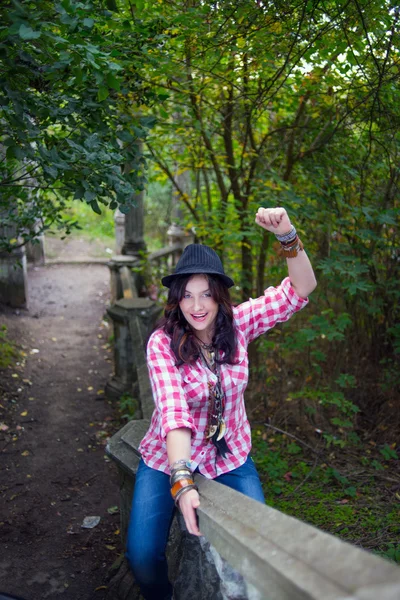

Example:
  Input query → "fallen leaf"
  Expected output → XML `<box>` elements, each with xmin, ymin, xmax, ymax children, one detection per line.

<box><xmin>87</xmin><ymin>386</ymin><xmax>93</xmax><ymax>391</ymax></box>
<box><xmin>0</xmin><ymin>423</ymin><xmax>9</xmax><ymax>432</ymax></box>
<box><xmin>21</xmin><ymin>450</ymin><xmax>30</xmax><ymax>456</ymax></box>
<box><xmin>107</xmin><ymin>506</ymin><xmax>119</xmax><ymax>515</ymax></box>
<box><xmin>30</xmin><ymin>349</ymin><xmax>40</xmax><ymax>354</ymax></box>
<box><xmin>20</xmin><ymin>411</ymin><xmax>28</xmax><ymax>417</ymax></box>
<box><xmin>97</xmin><ymin>390</ymin><xmax>104</xmax><ymax>395</ymax></box>
<box><xmin>51</xmin><ymin>337</ymin><xmax>57</xmax><ymax>342</ymax></box>
<box><xmin>283</xmin><ymin>472</ymin><xmax>292</xmax><ymax>482</ymax></box>
<box><xmin>114</xmin><ymin>529</ymin><xmax>120</xmax><ymax>535</ymax></box>
<box><xmin>12</xmin><ymin>374</ymin><xmax>19</xmax><ymax>378</ymax></box>
<box><xmin>105</xmin><ymin>545</ymin><xmax>116</xmax><ymax>550</ymax></box>
<box><xmin>95</xmin><ymin>586</ymin><xmax>108</xmax><ymax>592</ymax></box>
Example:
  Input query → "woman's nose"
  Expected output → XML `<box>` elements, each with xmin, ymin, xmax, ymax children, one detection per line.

<box><xmin>193</xmin><ymin>296</ymin><xmax>202</xmax><ymax>311</ymax></box>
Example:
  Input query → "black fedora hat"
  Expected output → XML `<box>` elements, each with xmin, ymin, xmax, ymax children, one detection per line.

<box><xmin>161</xmin><ymin>244</ymin><xmax>234</xmax><ymax>288</ymax></box>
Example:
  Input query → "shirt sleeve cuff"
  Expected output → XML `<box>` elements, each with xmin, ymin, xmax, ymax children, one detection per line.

<box><xmin>160</xmin><ymin>409</ymin><xmax>197</xmax><ymax>441</ymax></box>
<box><xmin>280</xmin><ymin>276</ymin><xmax>309</xmax><ymax>310</ymax></box>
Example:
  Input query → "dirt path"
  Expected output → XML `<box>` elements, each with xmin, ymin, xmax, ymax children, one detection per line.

<box><xmin>0</xmin><ymin>261</ymin><xmax>124</xmax><ymax>599</ymax></box>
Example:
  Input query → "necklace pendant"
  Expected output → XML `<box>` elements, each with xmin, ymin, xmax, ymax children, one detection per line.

<box><xmin>206</xmin><ymin>424</ymin><xmax>218</xmax><ymax>439</ymax></box>
<box><xmin>216</xmin><ymin>419</ymin><xmax>226</xmax><ymax>441</ymax></box>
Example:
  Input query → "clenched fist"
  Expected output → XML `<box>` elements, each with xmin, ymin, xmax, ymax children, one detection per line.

<box><xmin>255</xmin><ymin>207</ymin><xmax>292</xmax><ymax>236</ymax></box>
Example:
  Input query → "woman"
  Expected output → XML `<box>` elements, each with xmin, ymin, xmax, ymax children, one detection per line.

<box><xmin>126</xmin><ymin>207</ymin><xmax>317</xmax><ymax>600</ymax></box>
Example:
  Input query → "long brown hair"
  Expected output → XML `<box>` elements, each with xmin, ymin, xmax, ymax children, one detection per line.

<box><xmin>155</xmin><ymin>274</ymin><xmax>237</xmax><ymax>365</ymax></box>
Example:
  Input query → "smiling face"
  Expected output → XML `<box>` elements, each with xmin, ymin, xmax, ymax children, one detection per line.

<box><xmin>179</xmin><ymin>274</ymin><xmax>219</xmax><ymax>343</ymax></box>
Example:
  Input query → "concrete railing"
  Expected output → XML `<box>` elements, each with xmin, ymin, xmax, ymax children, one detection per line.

<box><xmin>106</xmin><ymin>419</ymin><xmax>400</xmax><ymax>600</ymax></box>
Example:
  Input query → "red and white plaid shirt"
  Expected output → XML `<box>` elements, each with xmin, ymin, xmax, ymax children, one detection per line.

<box><xmin>139</xmin><ymin>277</ymin><xmax>308</xmax><ymax>479</ymax></box>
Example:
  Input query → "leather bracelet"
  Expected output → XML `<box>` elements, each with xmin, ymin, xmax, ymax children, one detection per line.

<box><xmin>279</xmin><ymin>237</ymin><xmax>304</xmax><ymax>258</ymax></box>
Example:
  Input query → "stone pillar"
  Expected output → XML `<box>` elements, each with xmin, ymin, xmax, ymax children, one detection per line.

<box><xmin>122</xmin><ymin>189</ymin><xmax>146</xmax><ymax>257</ymax></box>
<box><xmin>114</xmin><ymin>209</ymin><xmax>125</xmax><ymax>255</ymax></box>
<box><xmin>108</xmin><ymin>255</ymin><xmax>141</xmax><ymax>306</ymax></box>
<box><xmin>0</xmin><ymin>204</ymin><xmax>28</xmax><ymax>308</ymax></box>
<box><xmin>0</xmin><ymin>246</ymin><xmax>28</xmax><ymax>308</ymax></box>
<box><xmin>26</xmin><ymin>232</ymin><xmax>45</xmax><ymax>265</ymax></box>
<box><xmin>105</xmin><ymin>297</ymin><xmax>160</xmax><ymax>405</ymax></box>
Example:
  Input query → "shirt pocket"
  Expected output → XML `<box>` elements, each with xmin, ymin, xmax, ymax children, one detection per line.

<box><xmin>182</xmin><ymin>368</ymin><xmax>209</xmax><ymax>408</ymax></box>
<box><xmin>223</xmin><ymin>344</ymin><xmax>249</xmax><ymax>395</ymax></box>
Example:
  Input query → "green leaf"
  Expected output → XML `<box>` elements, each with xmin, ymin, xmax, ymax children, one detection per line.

<box><xmin>106</xmin><ymin>0</ymin><xmax>119</xmax><ymax>10</ymax></box>
<box><xmin>106</xmin><ymin>73</ymin><xmax>121</xmax><ymax>91</ymax></box>
<box><xmin>19</xmin><ymin>24</ymin><xmax>41</xmax><ymax>40</ymax></box>
<box><xmin>380</xmin><ymin>445</ymin><xmax>398</xmax><ymax>461</ymax></box>
<box><xmin>83</xmin><ymin>18</ymin><xmax>94</xmax><ymax>29</ymax></box>
<box><xmin>98</xmin><ymin>86</ymin><xmax>109</xmax><ymax>102</ymax></box>
<box><xmin>90</xmin><ymin>199</ymin><xmax>102</xmax><ymax>215</ymax></box>
<box><xmin>344</xmin><ymin>486</ymin><xmax>357</xmax><ymax>498</ymax></box>
<box><xmin>287</xmin><ymin>443</ymin><xmax>302</xmax><ymax>455</ymax></box>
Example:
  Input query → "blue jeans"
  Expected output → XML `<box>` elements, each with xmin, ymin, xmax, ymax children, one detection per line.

<box><xmin>126</xmin><ymin>456</ymin><xmax>265</xmax><ymax>600</ymax></box>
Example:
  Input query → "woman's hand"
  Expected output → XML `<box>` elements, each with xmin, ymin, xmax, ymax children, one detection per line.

<box><xmin>177</xmin><ymin>488</ymin><xmax>202</xmax><ymax>536</ymax></box>
<box><xmin>255</xmin><ymin>207</ymin><xmax>292</xmax><ymax>235</ymax></box>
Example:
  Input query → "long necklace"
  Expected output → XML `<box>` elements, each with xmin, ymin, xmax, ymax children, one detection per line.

<box><xmin>199</xmin><ymin>347</ymin><xmax>230</xmax><ymax>458</ymax></box>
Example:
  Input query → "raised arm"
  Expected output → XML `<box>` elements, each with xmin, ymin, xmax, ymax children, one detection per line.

<box><xmin>255</xmin><ymin>207</ymin><xmax>317</xmax><ymax>299</ymax></box>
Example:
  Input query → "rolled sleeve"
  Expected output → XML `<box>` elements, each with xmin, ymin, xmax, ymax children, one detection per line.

<box><xmin>234</xmin><ymin>276</ymin><xmax>308</xmax><ymax>344</ymax></box>
<box><xmin>147</xmin><ymin>330</ymin><xmax>196</xmax><ymax>441</ymax></box>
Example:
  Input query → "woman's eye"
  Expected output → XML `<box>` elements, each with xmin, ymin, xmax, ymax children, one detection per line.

<box><xmin>204</xmin><ymin>293</ymin><xmax>211</xmax><ymax>298</ymax></box>
<box><xmin>183</xmin><ymin>293</ymin><xmax>191</xmax><ymax>299</ymax></box>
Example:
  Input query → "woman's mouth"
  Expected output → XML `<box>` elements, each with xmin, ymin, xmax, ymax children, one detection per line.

<box><xmin>192</xmin><ymin>313</ymin><xmax>207</xmax><ymax>322</ymax></box>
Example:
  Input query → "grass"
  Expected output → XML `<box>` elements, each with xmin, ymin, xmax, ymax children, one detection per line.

<box><xmin>251</xmin><ymin>429</ymin><xmax>400</xmax><ymax>563</ymax></box>
<box><xmin>0</xmin><ymin>325</ymin><xmax>20</xmax><ymax>369</ymax></box>
<box><xmin>62</xmin><ymin>201</ymin><xmax>116</xmax><ymax>244</ymax></box>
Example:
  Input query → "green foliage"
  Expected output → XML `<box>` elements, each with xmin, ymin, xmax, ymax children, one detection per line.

<box><xmin>0</xmin><ymin>325</ymin><xmax>19</xmax><ymax>368</ymax></box>
<box><xmin>118</xmin><ymin>392</ymin><xmax>139</xmax><ymax>421</ymax></box>
<box><xmin>62</xmin><ymin>202</ymin><xmax>115</xmax><ymax>243</ymax></box>
<box><xmin>375</xmin><ymin>544</ymin><xmax>400</xmax><ymax>564</ymax></box>
<box><xmin>252</xmin><ymin>431</ymin><xmax>400</xmax><ymax>563</ymax></box>
<box><xmin>0</xmin><ymin>0</ymin><xmax>158</xmax><ymax>252</ymax></box>
<box><xmin>379</xmin><ymin>444</ymin><xmax>398</xmax><ymax>461</ymax></box>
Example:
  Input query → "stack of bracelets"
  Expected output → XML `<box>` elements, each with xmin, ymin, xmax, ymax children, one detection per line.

<box><xmin>275</xmin><ymin>226</ymin><xmax>304</xmax><ymax>258</ymax></box>
<box><xmin>170</xmin><ymin>459</ymin><xmax>198</xmax><ymax>506</ymax></box>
